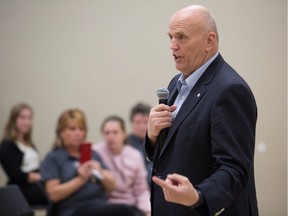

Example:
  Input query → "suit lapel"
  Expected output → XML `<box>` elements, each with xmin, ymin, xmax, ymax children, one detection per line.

<box><xmin>159</xmin><ymin>54</ymin><xmax>224</xmax><ymax>158</ymax></box>
<box><xmin>159</xmin><ymin>85</ymin><xmax>207</xmax><ymax>157</ymax></box>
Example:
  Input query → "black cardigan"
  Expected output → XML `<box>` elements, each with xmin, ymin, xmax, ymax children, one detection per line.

<box><xmin>0</xmin><ymin>140</ymin><xmax>36</xmax><ymax>184</ymax></box>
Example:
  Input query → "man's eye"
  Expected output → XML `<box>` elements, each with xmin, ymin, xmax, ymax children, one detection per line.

<box><xmin>178</xmin><ymin>35</ymin><xmax>185</xmax><ymax>40</ymax></box>
<box><xmin>168</xmin><ymin>34</ymin><xmax>187</xmax><ymax>42</ymax></box>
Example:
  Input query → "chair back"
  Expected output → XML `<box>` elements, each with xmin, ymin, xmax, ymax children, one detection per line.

<box><xmin>0</xmin><ymin>184</ymin><xmax>34</xmax><ymax>216</ymax></box>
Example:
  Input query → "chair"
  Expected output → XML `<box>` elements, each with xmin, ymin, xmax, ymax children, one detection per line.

<box><xmin>28</xmin><ymin>183</ymin><xmax>51</xmax><ymax>216</ymax></box>
<box><xmin>0</xmin><ymin>163</ymin><xmax>51</xmax><ymax>215</ymax></box>
<box><xmin>0</xmin><ymin>184</ymin><xmax>34</xmax><ymax>216</ymax></box>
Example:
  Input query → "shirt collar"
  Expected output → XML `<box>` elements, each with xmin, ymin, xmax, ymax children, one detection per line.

<box><xmin>58</xmin><ymin>147</ymin><xmax>78</xmax><ymax>160</ymax></box>
<box><xmin>177</xmin><ymin>52</ymin><xmax>219</xmax><ymax>91</ymax></box>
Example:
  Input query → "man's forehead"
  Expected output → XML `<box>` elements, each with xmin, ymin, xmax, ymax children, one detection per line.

<box><xmin>168</xmin><ymin>18</ymin><xmax>193</xmax><ymax>34</ymax></box>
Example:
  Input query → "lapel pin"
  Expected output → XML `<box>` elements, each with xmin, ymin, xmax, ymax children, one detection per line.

<box><xmin>197</xmin><ymin>93</ymin><xmax>201</xmax><ymax>97</ymax></box>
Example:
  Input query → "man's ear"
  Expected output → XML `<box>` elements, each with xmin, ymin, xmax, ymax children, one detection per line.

<box><xmin>206</xmin><ymin>32</ymin><xmax>216</xmax><ymax>51</ymax></box>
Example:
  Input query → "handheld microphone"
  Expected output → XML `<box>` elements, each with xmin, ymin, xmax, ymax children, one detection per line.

<box><xmin>157</xmin><ymin>88</ymin><xmax>170</xmax><ymax>105</ymax></box>
<box><xmin>156</xmin><ymin>88</ymin><xmax>170</xmax><ymax>149</ymax></box>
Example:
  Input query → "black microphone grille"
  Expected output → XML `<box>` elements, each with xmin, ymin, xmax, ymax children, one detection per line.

<box><xmin>157</xmin><ymin>88</ymin><xmax>170</xmax><ymax>100</ymax></box>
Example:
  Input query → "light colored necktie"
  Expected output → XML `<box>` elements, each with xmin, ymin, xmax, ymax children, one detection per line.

<box><xmin>172</xmin><ymin>79</ymin><xmax>189</xmax><ymax>119</ymax></box>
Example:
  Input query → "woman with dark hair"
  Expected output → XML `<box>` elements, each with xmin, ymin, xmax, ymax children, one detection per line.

<box><xmin>0</xmin><ymin>103</ymin><xmax>48</xmax><ymax>205</ymax></box>
<box><xmin>93</xmin><ymin>115</ymin><xmax>151</xmax><ymax>216</ymax></box>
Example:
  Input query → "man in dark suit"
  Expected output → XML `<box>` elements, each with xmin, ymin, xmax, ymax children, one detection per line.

<box><xmin>145</xmin><ymin>5</ymin><xmax>258</xmax><ymax>216</ymax></box>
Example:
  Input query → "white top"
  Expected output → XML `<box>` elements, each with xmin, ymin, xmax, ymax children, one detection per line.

<box><xmin>17</xmin><ymin>142</ymin><xmax>41</xmax><ymax>173</ymax></box>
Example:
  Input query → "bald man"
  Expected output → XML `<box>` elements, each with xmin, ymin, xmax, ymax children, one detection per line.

<box><xmin>145</xmin><ymin>5</ymin><xmax>258</xmax><ymax>216</ymax></box>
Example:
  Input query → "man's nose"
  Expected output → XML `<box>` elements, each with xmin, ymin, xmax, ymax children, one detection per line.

<box><xmin>169</xmin><ymin>38</ymin><xmax>179</xmax><ymax>50</ymax></box>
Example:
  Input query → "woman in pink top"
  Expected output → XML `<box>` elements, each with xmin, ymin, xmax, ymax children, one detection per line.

<box><xmin>93</xmin><ymin>115</ymin><xmax>151</xmax><ymax>216</ymax></box>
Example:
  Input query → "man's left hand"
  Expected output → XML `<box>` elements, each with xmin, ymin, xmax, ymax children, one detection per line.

<box><xmin>152</xmin><ymin>173</ymin><xmax>199</xmax><ymax>206</ymax></box>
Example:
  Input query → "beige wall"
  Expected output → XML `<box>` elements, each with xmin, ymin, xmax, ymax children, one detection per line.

<box><xmin>0</xmin><ymin>0</ymin><xmax>286</xmax><ymax>215</ymax></box>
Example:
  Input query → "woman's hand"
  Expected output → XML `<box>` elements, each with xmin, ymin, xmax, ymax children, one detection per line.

<box><xmin>46</xmin><ymin>160</ymin><xmax>100</xmax><ymax>203</ymax></box>
<box><xmin>28</xmin><ymin>172</ymin><xmax>42</xmax><ymax>183</ymax></box>
<box><xmin>77</xmin><ymin>160</ymin><xmax>96</xmax><ymax>181</ymax></box>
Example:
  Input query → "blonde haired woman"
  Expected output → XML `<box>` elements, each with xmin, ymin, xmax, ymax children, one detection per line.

<box><xmin>41</xmin><ymin>109</ymin><xmax>134</xmax><ymax>216</ymax></box>
<box><xmin>0</xmin><ymin>103</ymin><xmax>48</xmax><ymax>205</ymax></box>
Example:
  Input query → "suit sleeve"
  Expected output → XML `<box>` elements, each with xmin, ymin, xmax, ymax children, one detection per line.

<box><xmin>143</xmin><ymin>74</ymin><xmax>180</xmax><ymax>162</ymax></box>
<box><xmin>196</xmin><ymin>83</ymin><xmax>257</xmax><ymax>215</ymax></box>
<box><xmin>144</xmin><ymin>135</ymin><xmax>155</xmax><ymax>161</ymax></box>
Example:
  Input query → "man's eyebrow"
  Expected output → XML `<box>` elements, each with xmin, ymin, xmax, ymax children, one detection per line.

<box><xmin>167</xmin><ymin>31</ymin><xmax>186</xmax><ymax>37</ymax></box>
<box><xmin>175</xmin><ymin>31</ymin><xmax>186</xmax><ymax>35</ymax></box>
<box><xmin>166</xmin><ymin>33</ymin><xmax>173</xmax><ymax>38</ymax></box>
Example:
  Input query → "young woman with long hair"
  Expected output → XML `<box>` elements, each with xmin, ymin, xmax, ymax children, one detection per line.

<box><xmin>0</xmin><ymin>103</ymin><xmax>48</xmax><ymax>205</ymax></box>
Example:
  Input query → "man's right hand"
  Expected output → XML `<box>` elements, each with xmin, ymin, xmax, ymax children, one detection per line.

<box><xmin>147</xmin><ymin>104</ymin><xmax>176</xmax><ymax>144</ymax></box>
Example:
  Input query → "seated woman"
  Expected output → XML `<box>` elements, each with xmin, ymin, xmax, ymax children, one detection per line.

<box><xmin>93</xmin><ymin>115</ymin><xmax>151</xmax><ymax>216</ymax></box>
<box><xmin>41</xmin><ymin>108</ymin><xmax>133</xmax><ymax>216</ymax></box>
<box><xmin>0</xmin><ymin>103</ymin><xmax>48</xmax><ymax>206</ymax></box>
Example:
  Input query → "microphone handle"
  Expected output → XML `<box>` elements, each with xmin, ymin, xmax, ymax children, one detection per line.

<box><xmin>159</xmin><ymin>99</ymin><xmax>168</xmax><ymax>104</ymax></box>
<box><xmin>158</xmin><ymin>98</ymin><xmax>168</xmax><ymax>148</ymax></box>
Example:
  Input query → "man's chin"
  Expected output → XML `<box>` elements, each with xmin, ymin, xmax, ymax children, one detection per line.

<box><xmin>175</xmin><ymin>64</ymin><xmax>184</xmax><ymax>72</ymax></box>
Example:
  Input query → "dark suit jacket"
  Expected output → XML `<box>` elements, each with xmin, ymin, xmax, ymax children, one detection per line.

<box><xmin>145</xmin><ymin>54</ymin><xmax>258</xmax><ymax>216</ymax></box>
